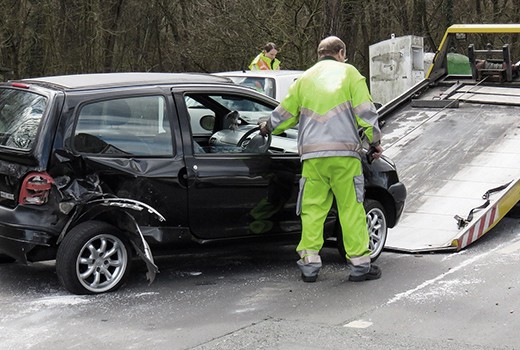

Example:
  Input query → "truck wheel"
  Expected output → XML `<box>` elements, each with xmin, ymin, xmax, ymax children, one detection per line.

<box><xmin>337</xmin><ymin>199</ymin><xmax>388</xmax><ymax>263</ymax></box>
<box><xmin>56</xmin><ymin>221</ymin><xmax>132</xmax><ymax>295</ymax></box>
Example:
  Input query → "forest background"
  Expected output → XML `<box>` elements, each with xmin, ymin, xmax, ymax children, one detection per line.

<box><xmin>1</xmin><ymin>0</ymin><xmax>520</xmax><ymax>80</ymax></box>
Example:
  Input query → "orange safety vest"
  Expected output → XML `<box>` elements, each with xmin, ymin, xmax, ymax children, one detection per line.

<box><xmin>256</xmin><ymin>58</ymin><xmax>271</xmax><ymax>70</ymax></box>
<box><xmin>249</xmin><ymin>53</ymin><xmax>281</xmax><ymax>70</ymax></box>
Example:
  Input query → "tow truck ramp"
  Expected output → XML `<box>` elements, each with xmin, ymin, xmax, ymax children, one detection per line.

<box><xmin>376</xmin><ymin>24</ymin><xmax>520</xmax><ymax>253</ymax></box>
<box><xmin>383</xmin><ymin>80</ymin><xmax>520</xmax><ymax>253</ymax></box>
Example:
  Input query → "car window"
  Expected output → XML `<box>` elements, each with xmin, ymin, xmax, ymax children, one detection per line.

<box><xmin>0</xmin><ymin>88</ymin><xmax>47</xmax><ymax>150</ymax></box>
<box><xmin>185</xmin><ymin>94</ymin><xmax>272</xmax><ymax>138</ymax></box>
<box><xmin>74</xmin><ymin>95</ymin><xmax>172</xmax><ymax>156</ymax></box>
<box><xmin>212</xmin><ymin>95</ymin><xmax>272</xmax><ymax>114</ymax></box>
<box><xmin>184</xmin><ymin>92</ymin><xmax>286</xmax><ymax>155</ymax></box>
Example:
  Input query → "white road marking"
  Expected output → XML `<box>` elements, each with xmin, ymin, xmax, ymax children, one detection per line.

<box><xmin>498</xmin><ymin>240</ymin><xmax>520</xmax><ymax>254</ymax></box>
<box><xmin>233</xmin><ymin>308</ymin><xmax>257</xmax><ymax>314</ymax></box>
<box><xmin>343</xmin><ymin>320</ymin><xmax>373</xmax><ymax>328</ymax></box>
<box><xmin>386</xmin><ymin>240</ymin><xmax>510</xmax><ymax>304</ymax></box>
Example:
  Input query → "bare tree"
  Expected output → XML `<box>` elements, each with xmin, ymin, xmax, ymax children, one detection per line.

<box><xmin>1</xmin><ymin>0</ymin><xmax>520</xmax><ymax>79</ymax></box>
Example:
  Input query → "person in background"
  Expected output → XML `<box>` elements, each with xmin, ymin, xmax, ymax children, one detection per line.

<box><xmin>249</xmin><ymin>42</ymin><xmax>281</xmax><ymax>70</ymax></box>
<box><xmin>259</xmin><ymin>36</ymin><xmax>383</xmax><ymax>283</ymax></box>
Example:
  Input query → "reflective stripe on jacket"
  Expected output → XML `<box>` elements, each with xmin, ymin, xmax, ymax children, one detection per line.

<box><xmin>267</xmin><ymin>58</ymin><xmax>381</xmax><ymax>160</ymax></box>
<box><xmin>249</xmin><ymin>53</ymin><xmax>281</xmax><ymax>70</ymax></box>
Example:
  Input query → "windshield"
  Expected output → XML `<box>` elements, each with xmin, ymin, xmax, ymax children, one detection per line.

<box><xmin>0</xmin><ymin>88</ymin><xmax>47</xmax><ymax>150</ymax></box>
<box><xmin>227</xmin><ymin>76</ymin><xmax>276</xmax><ymax>99</ymax></box>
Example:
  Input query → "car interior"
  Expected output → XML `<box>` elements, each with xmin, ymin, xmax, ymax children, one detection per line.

<box><xmin>185</xmin><ymin>92</ymin><xmax>282</xmax><ymax>154</ymax></box>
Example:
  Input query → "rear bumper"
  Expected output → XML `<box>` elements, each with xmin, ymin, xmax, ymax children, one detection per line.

<box><xmin>389</xmin><ymin>182</ymin><xmax>407</xmax><ymax>225</ymax></box>
<box><xmin>0</xmin><ymin>224</ymin><xmax>56</xmax><ymax>264</ymax></box>
<box><xmin>0</xmin><ymin>205</ymin><xmax>64</xmax><ymax>263</ymax></box>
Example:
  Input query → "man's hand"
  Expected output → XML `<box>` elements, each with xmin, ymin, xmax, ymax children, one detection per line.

<box><xmin>258</xmin><ymin>121</ymin><xmax>269</xmax><ymax>136</ymax></box>
<box><xmin>366</xmin><ymin>144</ymin><xmax>383</xmax><ymax>164</ymax></box>
<box><xmin>372</xmin><ymin>144</ymin><xmax>383</xmax><ymax>159</ymax></box>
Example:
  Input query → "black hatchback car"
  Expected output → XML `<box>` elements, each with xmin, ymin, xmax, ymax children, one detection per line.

<box><xmin>0</xmin><ymin>73</ymin><xmax>406</xmax><ymax>294</ymax></box>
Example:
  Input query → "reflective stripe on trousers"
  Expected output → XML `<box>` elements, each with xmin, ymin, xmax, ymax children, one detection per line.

<box><xmin>297</xmin><ymin>250</ymin><xmax>322</xmax><ymax>277</ymax></box>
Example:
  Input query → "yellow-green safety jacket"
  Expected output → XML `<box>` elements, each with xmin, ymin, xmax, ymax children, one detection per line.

<box><xmin>249</xmin><ymin>53</ymin><xmax>281</xmax><ymax>70</ymax></box>
<box><xmin>267</xmin><ymin>58</ymin><xmax>381</xmax><ymax>160</ymax></box>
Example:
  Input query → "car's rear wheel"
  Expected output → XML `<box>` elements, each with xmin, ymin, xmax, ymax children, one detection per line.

<box><xmin>56</xmin><ymin>221</ymin><xmax>132</xmax><ymax>295</ymax></box>
<box><xmin>337</xmin><ymin>199</ymin><xmax>388</xmax><ymax>262</ymax></box>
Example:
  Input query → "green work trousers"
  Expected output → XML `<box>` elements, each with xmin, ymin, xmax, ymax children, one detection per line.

<box><xmin>297</xmin><ymin>157</ymin><xmax>371</xmax><ymax>263</ymax></box>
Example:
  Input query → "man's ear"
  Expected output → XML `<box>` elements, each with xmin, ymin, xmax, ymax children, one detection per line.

<box><xmin>337</xmin><ymin>49</ymin><xmax>346</xmax><ymax>62</ymax></box>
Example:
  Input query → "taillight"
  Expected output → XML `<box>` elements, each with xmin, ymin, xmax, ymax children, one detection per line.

<box><xmin>10</xmin><ymin>82</ymin><xmax>30</xmax><ymax>89</ymax></box>
<box><xmin>19</xmin><ymin>172</ymin><xmax>54</xmax><ymax>205</ymax></box>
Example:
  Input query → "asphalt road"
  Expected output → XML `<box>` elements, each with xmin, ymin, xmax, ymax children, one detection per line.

<box><xmin>0</xmin><ymin>216</ymin><xmax>519</xmax><ymax>350</ymax></box>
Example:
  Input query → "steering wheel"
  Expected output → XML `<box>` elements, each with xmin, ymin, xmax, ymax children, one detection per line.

<box><xmin>237</xmin><ymin>126</ymin><xmax>272</xmax><ymax>153</ymax></box>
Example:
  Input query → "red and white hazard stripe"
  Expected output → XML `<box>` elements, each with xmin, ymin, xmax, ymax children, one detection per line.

<box><xmin>457</xmin><ymin>205</ymin><xmax>498</xmax><ymax>250</ymax></box>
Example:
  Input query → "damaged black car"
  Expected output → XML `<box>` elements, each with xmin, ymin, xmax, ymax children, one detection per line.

<box><xmin>0</xmin><ymin>73</ymin><xmax>406</xmax><ymax>294</ymax></box>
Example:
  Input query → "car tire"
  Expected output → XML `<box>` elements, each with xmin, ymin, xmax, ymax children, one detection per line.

<box><xmin>0</xmin><ymin>254</ymin><xmax>15</xmax><ymax>263</ymax></box>
<box><xmin>337</xmin><ymin>198</ymin><xmax>388</xmax><ymax>263</ymax></box>
<box><xmin>56</xmin><ymin>221</ymin><xmax>132</xmax><ymax>295</ymax></box>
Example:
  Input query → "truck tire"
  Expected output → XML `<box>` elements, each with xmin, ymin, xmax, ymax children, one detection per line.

<box><xmin>337</xmin><ymin>198</ymin><xmax>388</xmax><ymax>263</ymax></box>
<box><xmin>56</xmin><ymin>221</ymin><xmax>132</xmax><ymax>295</ymax></box>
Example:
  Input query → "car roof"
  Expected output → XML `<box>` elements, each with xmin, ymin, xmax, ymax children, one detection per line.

<box><xmin>213</xmin><ymin>70</ymin><xmax>304</xmax><ymax>78</ymax></box>
<box><xmin>15</xmin><ymin>72</ymin><xmax>233</xmax><ymax>91</ymax></box>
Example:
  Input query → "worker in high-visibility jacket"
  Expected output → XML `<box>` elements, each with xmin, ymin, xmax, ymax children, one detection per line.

<box><xmin>249</xmin><ymin>42</ymin><xmax>281</xmax><ymax>71</ymax></box>
<box><xmin>259</xmin><ymin>36</ymin><xmax>383</xmax><ymax>283</ymax></box>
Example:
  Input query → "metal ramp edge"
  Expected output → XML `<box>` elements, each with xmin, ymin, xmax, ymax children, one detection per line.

<box><xmin>385</xmin><ymin>178</ymin><xmax>519</xmax><ymax>253</ymax></box>
<box><xmin>451</xmin><ymin>178</ymin><xmax>520</xmax><ymax>250</ymax></box>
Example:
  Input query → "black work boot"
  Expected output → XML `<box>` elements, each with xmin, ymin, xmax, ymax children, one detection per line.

<box><xmin>348</xmin><ymin>265</ymin><xmax>382</xmax><ymax>282</ymax></box>
<box><xmin>301</xmin><ymin>274</ymin><xmax>318</xmax><ymax>283</ymax></box>
<box><xmin>297</xmin><ymin>259</ymin><xmax>321</xmax><ymax>283</ymax></box>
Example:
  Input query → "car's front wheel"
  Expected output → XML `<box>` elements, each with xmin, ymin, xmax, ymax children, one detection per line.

<box><xmin>56</xmin><ymin>221</ymin><xmax>132</xmax><ymax>295</ymax></box>
<box><xmin>337</xmin><ymin>198</ymin><xmax>388</xmax><ymax>262</ymax></box>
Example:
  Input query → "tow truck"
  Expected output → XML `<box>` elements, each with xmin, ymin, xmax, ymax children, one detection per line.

<box><xmin>379</xmin><ymin>24</ymin><xmax>520</xmax><ymax>253</ymax></box>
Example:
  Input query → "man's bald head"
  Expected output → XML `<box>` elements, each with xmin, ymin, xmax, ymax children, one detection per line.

<box><xmin>317</xmin><ymin>36</ymin><xmax>346</xmax><ymax>58</ymax></box>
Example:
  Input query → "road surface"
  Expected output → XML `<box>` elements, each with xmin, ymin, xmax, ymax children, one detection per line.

<box><xmin>0</xmin><ymin>217</ymin><xmax>518</xmax><ymax>350</ymax></box>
